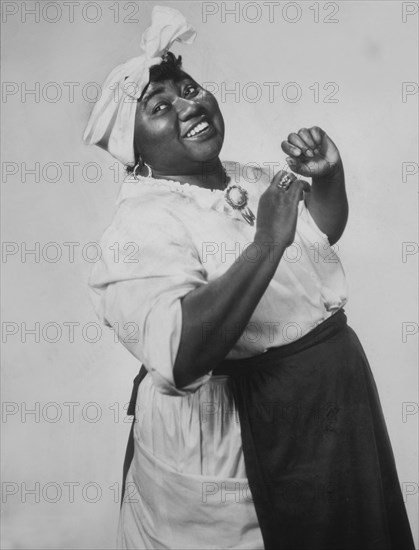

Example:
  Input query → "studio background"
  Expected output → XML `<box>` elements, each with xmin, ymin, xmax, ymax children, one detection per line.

<box><xmin>1</xmin><ymin>1</ymin><xmax>418</xmax><ymax>548</ymax></box>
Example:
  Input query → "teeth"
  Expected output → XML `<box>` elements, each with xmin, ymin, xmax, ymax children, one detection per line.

<box><xmin>186</xmin><ymin>121</ymin><xmax>209</xmax><ymax>138</ymax></box>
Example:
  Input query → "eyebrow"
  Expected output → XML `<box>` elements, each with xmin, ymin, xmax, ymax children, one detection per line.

<box><xmin>140</xmin><ymin>78</ymin><xmax>198</xmax><ymax>108</ymax></box>
<box><xmin>141</xmin><ymin>86</ymin><xmax>167</xmax><ymax>108</ymax></box>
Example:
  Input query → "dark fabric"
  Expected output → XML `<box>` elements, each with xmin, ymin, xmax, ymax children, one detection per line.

<box><xmin>121</xmin><ymin>365</ymin><xmax>148</xmax><ymax>507</ymax></box>
<box><xmin>122</xmin><ymin>310</ymin><xmax>415</xmax><ymax>549</ymax></box>
<box><xmin>213</xmin><ymin>309</ymin><xmax>415</xmax><ymax>550</ymax></box>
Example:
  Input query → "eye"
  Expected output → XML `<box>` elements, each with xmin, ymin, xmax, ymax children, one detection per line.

<box><xmin>184</xmin><ymin>84</ymin><xmax>199</xmax><ymax>98</ymax></box>
<box><xmin>152</xmin><ymin>102</ymin><xmax>169</xmax><ymax>114</ymax></box>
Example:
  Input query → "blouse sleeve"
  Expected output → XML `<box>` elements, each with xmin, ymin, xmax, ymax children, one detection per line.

<box><xmin>89</xmin><ymin>199</ymin><xmax>210</xmax><ymax>396</ymax></box>
<box><xmin>298</xmin><ymin>199</ymin><xmax>330</xmax><ymax>243</ymax></box>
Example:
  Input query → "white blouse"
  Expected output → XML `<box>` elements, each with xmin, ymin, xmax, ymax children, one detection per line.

<box><xmin>89</xmin><ymin>161</ymin><xmax>348</xmax><ymax>396</ymax></box>
<box><xmin>89</xmin><ymin>161</ymin><xmax>348</xmax><ymax>549</ymax></box>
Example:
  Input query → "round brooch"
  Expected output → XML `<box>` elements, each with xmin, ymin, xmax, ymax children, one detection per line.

<box><xmin>224</xmin><ymin>185</ymin><xmax>256</xmax><ymax>226</ymax></box>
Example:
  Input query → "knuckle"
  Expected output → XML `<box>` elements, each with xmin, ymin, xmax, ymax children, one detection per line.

<box><xmin>289</xmin><ymin>181</ymin><xmax>302</xmax><ymax>194</ymax></box>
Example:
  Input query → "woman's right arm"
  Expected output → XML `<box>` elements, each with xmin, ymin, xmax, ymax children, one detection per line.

<box><xmin>173</xmin><ymin>173</ymin><xmax>310</xmax><ymax>389</ymax></box>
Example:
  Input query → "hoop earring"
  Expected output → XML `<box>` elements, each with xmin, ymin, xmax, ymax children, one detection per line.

<box><xmin>143</xmin><ymin>162</ymin><xmax>153</xmax><ymax>178</ymax></box>
<box><xmin>133</xmin><ymin>162</ymin><xmax>141</xmax><ymax>179</ymax></box>
<box><xmin>133</xmin><ymin>160</ymin><xmax>152</xmax><ymax>179</ymax></box>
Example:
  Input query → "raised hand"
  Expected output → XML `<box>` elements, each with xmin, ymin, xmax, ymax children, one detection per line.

<box><xmin>281</xmin><ymin>126</ymin><xmax>342</xmax><ymax>179</ymax></box>
<box><xmin>255</xmin><ymin>171</ymin><xmax>311</xmax><ymax>248</ymax></box>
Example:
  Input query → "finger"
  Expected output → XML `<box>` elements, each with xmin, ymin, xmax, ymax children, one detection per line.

<box><xmin>292</xmin><ymin>181</ymin><xmax>310</xmax><ymax>204</ymax></box>
<box><xmin>281</xmin><ymin>140</ymin><xmax>303</xmax><ymax>157</ymax></box>
<box><xmin>309</xmin><ymin>126</ymin><xmax>324</xmax><ymax>150</ymax></box>
<box><xmin>285</xmin><ymin>156</ymin><xmax>299</xmax><ymax>173</ymax></box>
<box><xmin>288</xmin><ymin>133</ymin><xmax>314</xmax><ymax>157</ymax></box>
<box><xmin>285</xmin><ymin>157</ymin><xmax>312</xmax><ymax>178</ymax></box>
<box><xmin>288</xmin><ymin>178</ymin><xmax>311</xmax><ymax>199</ymax></box>
<box><xmin>270</xmin><ymin>170</ymin><xmax>288</xmax><ymax>186</ymax></box>
<box><xmin>298</xmin><ymin>128</ymin><xmax>316</xmax><ymax>150</ymax></box>
<box><xmin>271</xmin><ymin>170</ymin><xmax>297</xmax><ymax>188</ymax></box>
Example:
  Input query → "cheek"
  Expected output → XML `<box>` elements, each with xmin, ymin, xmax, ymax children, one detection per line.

<box><xmin>202</xmin><ymin>90</ymin><xmax>220</xmax><ymax>112</ymax></box>
<box><xmin>203</xmin><ymin>92</ymin><xmax>224</xmax><ymax>128</ymax></box>
<box><xmin>152</xmin><ymin>116</ymin><xmax>177</xmax><ymax>139</ymax></box>
<box><xmin>135</xmin><ymin>114</ymin><xmax>177</xmax><ymax>151</ymax></box>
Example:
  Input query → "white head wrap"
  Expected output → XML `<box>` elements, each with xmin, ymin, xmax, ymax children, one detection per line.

<box><xmin>83</xmin><ymin>5</ymin><xmax>196</xmax><ymax>166</ymax></box>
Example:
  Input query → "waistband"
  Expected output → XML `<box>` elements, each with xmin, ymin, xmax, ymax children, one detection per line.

<box><xmin>213</xmin><ymin>308</ymin><xmax>347</xmax><ymax>375</ymax></box>
<box><xmin>127</xmin><ymin>308</ymin><xmax>347</xmax><ymax>415</ymax></box>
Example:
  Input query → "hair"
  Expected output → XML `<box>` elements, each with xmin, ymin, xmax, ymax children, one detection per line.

<box><xmin>144</xmin><ymin>51</ymin><xmax>186</xmax><ymax>91</ymax></box>
<box><xmin>126</xmin><ymin>52</ymin><xmax>187</xmax><ymax>174</ymax></box>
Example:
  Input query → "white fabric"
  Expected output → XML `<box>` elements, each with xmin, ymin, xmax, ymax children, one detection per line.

<box><xmin>118</xmin><ymin>374</ymin><xmax>263</xmax><ymax>549</ymax></box>
<box><xmin>82</xmin><ymin>5</ymin><xmax>196</xmax><ymax>165</ymax></box>
<box><xmin>89</xmin><ymin>162</ymin><xmax>348</xmax><ymax>548</ymax></box>
<box><xmin>90</xmin><ymin>162</ymin><xmax>348</xmax><ymax>396</ymax></box>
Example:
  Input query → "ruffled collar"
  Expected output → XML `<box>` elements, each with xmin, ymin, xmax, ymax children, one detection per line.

<box><xmin>116</xmin><ymin>164</ymin><xmax>263</xmax><ymax>223</ymax></box>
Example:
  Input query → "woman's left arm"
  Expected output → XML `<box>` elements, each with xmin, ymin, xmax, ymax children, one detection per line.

<box><xmin>281</xmin><ymin>126</ymin><xmax>348</xmax><ymax>245</ymax></box>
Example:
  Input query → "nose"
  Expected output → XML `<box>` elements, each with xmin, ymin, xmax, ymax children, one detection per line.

<box><xmin>173</xmin><ymin>96</ymin><xmax>203</xmax><ymax>120</ymax></box>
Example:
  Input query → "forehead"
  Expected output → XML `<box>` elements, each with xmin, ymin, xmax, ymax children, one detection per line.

<box><xmin>140</xmin><ymin>73</ymin><xmax>196</xmax><ymax>101</ymax></box>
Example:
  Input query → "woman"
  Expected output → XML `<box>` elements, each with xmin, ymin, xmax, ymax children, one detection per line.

<box><xmin>85</xmin><ymin>6</ymin><xmax>415</xmax><ymax>550</ymax></box>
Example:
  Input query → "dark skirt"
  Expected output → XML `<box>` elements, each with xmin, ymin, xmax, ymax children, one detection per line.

<box><xmin>124</xmin><ymin>309</ymin><xmax>415</xmax><ymax>550</ymax></box>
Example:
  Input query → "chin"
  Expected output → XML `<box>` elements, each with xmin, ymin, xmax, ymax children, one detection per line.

<box><xmin>190</xmin><ymin>136</ymin><xmax>223</xmax><ymax>161</ymax></box>
<box><xmin>191</xmin><ymin>149</ymin><xmax>222</xmax><ymax>164</ymax></box>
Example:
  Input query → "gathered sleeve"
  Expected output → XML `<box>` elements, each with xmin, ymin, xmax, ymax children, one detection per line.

<box><xmin>89</xmin><ymin>199</ymin><xmax>210</xmax><ymax>396</ymax></box>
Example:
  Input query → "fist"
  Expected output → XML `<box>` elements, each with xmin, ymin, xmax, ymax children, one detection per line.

<box><xmin>281</xmin><ymin>126</ymin><xmax>342</xmax><ymax>179</ymax></box>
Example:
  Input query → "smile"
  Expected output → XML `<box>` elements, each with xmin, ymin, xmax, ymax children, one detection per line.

<box><xmin>185</xmin><ymin>120</ymin><xmax>213</xmax><ymax>139</ymax></box>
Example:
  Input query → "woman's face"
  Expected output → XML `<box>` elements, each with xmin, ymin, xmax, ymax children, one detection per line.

<box><xmin>134</xmin><ymin>73</ymin><xmax>225</xmax><ymax>175</ymax></box>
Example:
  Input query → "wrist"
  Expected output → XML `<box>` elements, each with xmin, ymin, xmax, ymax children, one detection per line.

<box><xmin>253</xmin><ymin>232</ymin><xmax>287</xmax><ymax>260</ymax></box>
<box><xmin>313</xmin><ymin>160</ymin><xmax>344</xmax><ymax>185</ymax></box>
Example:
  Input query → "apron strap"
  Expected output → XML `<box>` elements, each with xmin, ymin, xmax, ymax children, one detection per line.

<box><xmin>121</xmin><ymin>365</ymin><xmax>148</xmax><ymax>507</ymax></box>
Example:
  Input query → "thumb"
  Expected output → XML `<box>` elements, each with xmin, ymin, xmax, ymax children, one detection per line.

<box><xmin>286</xmin><ymin>157</ymin><xmax>315</xmax><ymax>178</ymax></box>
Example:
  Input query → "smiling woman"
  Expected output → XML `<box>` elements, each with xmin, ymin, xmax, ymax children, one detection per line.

<box><xmin>83</xmin><ymin>5</ymin><xmax>415</xmax><ymax>550</ymax></box>
<box><xmin>131</xmin><ymin>51</ymin><xmax>226</xmax><ymax>188</ymax></box>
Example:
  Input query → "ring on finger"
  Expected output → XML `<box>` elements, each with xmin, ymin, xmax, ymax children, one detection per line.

<box><xmin>277</xmin><ymin>173</ymin><xmax>293</xmax><ymax>190</ymax></box>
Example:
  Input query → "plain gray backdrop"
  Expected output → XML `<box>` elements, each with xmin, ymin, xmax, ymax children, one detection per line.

<box><xmin>2</xmin><ymin>1</ymin><xmax>418</xmax><ymax>548</ymax></box>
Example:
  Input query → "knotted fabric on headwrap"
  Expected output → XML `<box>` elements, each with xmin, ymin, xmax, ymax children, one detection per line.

<box><xmin>83</xmin><ymin>5</ymin><xmax>196</xmax><ymax>166</ymax></box>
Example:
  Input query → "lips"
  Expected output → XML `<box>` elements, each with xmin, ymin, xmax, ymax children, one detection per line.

<box><xmin>183</xmin><ymin>117</ymin><xmax>214</xmax><ymax>139</ymax></box>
